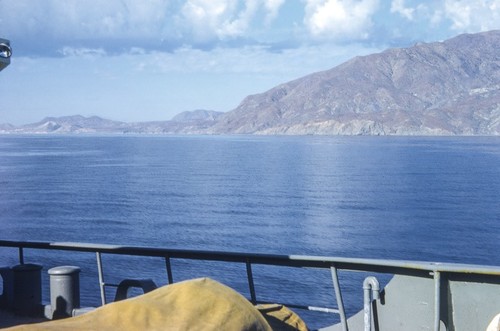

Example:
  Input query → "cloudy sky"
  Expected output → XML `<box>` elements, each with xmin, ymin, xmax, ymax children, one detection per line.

<box><xmin>1</xmin><ymin>0</ymin><xmax>499</xmax><ymax>125</ymax></box>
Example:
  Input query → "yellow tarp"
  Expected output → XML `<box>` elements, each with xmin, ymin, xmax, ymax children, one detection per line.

<box><xmin>6</xmin><ymin>278</ymin><xmax>308</xmax><ymax>331</ymax></box>
<box><xmin>256</xmin><ymin>304</ymin><xmax>308</xmax><ymax>331</ymax></box>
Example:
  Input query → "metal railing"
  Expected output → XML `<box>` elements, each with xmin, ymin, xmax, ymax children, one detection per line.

<box><xmin>2</xmin><ymin>239</ymin><xmax>500</xmax><ymax>331</ymax></box>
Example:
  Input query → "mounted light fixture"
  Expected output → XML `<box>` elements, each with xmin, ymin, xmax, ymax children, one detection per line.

<box><xmin>0</xmin><ymin>42</ymin><xmax>12</xmax><ymax>58</ymax></box>
<box><xmin>0</xmin><ymin>38</ymin><xmax>11</xmax><ymax>71</ymax></box>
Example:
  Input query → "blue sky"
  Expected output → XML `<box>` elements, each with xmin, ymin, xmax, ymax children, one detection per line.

<box><xmin>1</xmin><ymin>0</ymin><xmax>499</xmax><ymax>125</ymax></box>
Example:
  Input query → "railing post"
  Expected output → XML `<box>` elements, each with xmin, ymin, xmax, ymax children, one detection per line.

<box><xmin>433</xmin><ymin>271</ymin><xmax>441</xmax><ymax>331</ymax></box>
<box><xmin>331</xmin><ymin>266</ymin><xmax>348</xmax><ymax>331</ymax></box>
<box><xmin>246</xmin><ymin>259</ymin><xmax>257</xmax><ymax>304</ymax></box>
<box><xmin>96</xmin><ymin>252</ymin><xmax>106</xmax><ymax>306</ymax></box>
<box><xmin>165</xmin><ymin>256</ymin><xmax>173</xmax><ymax>284</ymax></box>
<box><xmin>18</xmin><ymin>247</ymin><xmax>24</xmax><ymax>265</ymax></box>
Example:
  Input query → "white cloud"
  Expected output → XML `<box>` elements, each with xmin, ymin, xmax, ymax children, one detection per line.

<box><xmin>177</xmin><ymin>0</ymin><xmax>286</xmax><ymax>42</ymax></box>
<box><xmin>131</xmin><ymin>42</ymin><xmax>381</xmax><ymax>79</ymax></box>
<box><xmin>263</xmin><ymin>0</ymin><xmax>286</xmax><ymax>23</ymax></box>
<box><xmin>59</xmin><ymin>47</ymin><xmax>107</xmax><ymax>58</ymax></box>
<box><xmin>0</xmin><ymin>0</ymin><xmax>287</xmax><ymax>53</ymax></box>
<box><xmin>390</xmin><ymin>0</ymin><xmax>415</xmax><ymax>20</ymax></box>
<box><xmin>303</xmin><ymin>0</ymin><xmax>380</xmax><ymax>40</ymax></box>
<box><xmin>444</xmin><ymin>0</ymin><xmax>500</xmax><ymax>32</ymax></box>
<box><xmin>179</xmin><ymin>1</ymin><xmax>236</xmax><ymax>41</ymax></box>
<box><xmin>0</xmin><ymin>0</ymin><xmax>172</xmax><ymax>40</ymax></box>
<box><xmin>2</xmin><ymin>0</ymin><xmax>499</xmax><ymax>60</ymax></box>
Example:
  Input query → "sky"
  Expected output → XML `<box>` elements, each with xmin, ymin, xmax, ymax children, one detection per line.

<box><xmin>0</xmin><ymin>0</ymin><xmax>499</xmax><ymax>125</ymax></box>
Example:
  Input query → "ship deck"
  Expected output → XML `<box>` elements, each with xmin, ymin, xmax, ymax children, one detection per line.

<box><xmin>1</xmin><ymin>240</ymin><xmax>500</xmax><ymax>330</ymax></box>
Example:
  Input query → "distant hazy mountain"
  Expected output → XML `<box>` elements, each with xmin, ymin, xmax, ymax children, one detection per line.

<box><xmin>209</xmin><ymin>30</ymin><xmax>500</xmax><ymax>135</ymax></box>
<box><xmin>0</xmin><ymin>123</ymin><xmax>15</xmax><ymax>132</ymax></box>
<box><xmin>0</xmin><ymin>111</ymin><xmax>223</xmax><ymax>134</ymax></box>
<box><xmin>1</xmin><ymin>115</ymin><xmax>129</xmax><ymax>134</ymax></box>
<box><xmin>2</xmin><ymin>30</ymin><xmax>499</xmax><ymax>135</ymax></box>
<box><xmin>171</xmin><ymin>109</ymin><xmax>223</xmax><ymax>122</ymax></box>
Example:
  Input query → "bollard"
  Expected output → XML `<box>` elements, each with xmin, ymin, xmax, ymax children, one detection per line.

<box><xmin>12</xmin><ymin>263</ymin><xmax>43</xmax><ymax>316</ymax></box>
<box><xmin>48</xmin><ymin>266</ymin><xmax>81</xmax><ymax>319</ymax></box>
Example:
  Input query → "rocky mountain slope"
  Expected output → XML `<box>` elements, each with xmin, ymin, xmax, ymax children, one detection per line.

<box><xmin>208</xmin><ymin>30</ymin><xmax>500</xmax><ymax>135</ymax></box>
<box><xmin>2</xmin><ymin>30</ymin><xmax>499</xmax><ymax>135</ymax></box>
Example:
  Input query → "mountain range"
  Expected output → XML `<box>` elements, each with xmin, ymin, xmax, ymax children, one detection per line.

<box><xmin>2</xmin><ymin>30</ymin><xmax>499</xmax><ymax>135</ymax></box>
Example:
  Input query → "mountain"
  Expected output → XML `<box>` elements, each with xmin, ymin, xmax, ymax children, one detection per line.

<box><xmin>0</xmin><ymin>112</ymin><xmax>223</xmax><ymax>134</ymax></box>
<box><xmin>8</xmin><ymin>115</ymin><xmax>130</xmax><ymax>134</ymax></box>
<box><xmin>171</xmin><ymin>109</ymin><xmax>223</xmax><ymax>122</ymax></box>
<box><xmin>0</xmin><ymin>123</ymin><xmax>15</xmax><ymax>132</ymax></box>
<box><xmin>209</xmin><ymin>30</ymin><xmax>500</xmax><ymax>135</ymax></box>
<box><xmin>2</xmin><ymin>31</ymin><xmax>499</xmax><ymax>135</ymax></box>
<box><xmin>119</xmin><ymin>109</ymin><xmax>223</xmax><ymax>134</ymax></box>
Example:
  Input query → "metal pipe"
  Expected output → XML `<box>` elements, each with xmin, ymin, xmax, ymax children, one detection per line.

<box><xmin>331</xmin><ymin>266</ymin><xmax>348</xmax><ymax>331</ymax></box>
<box><xmin>255</xmin><ymin>300</ymin><xmax>339</xmax><ymax>314</ymax></box>
<box><xmin>363</xmin><ymin>276</ymin><xmax>380</xmax><ymax>331</ymax></box>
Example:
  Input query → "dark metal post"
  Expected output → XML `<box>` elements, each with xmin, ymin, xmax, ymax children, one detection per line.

<box><xmin>246</xmin><ymin>259</ymin><xmax>257</xmax><ymax>304</ymax></box>
<box><xmin>165</xmin><ymin>256</ymin><xmax>173</xmax><ymax>284</ymax></box>
<box><xmin>18</xmin><ymin>247</ymin><xmax>24</xmax><ymax>265</ymax></box>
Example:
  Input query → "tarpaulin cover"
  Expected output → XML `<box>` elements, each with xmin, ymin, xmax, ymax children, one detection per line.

<box><xmin>7</xmin><ymin>277</ymin><xmax>308</xmax><ymax>331</ymax></box>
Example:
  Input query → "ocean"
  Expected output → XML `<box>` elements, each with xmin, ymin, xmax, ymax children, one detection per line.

<box><xmin>0</xmin><ymin>135</ymin><xmax>499</xmax><ymax>327</ymax></box>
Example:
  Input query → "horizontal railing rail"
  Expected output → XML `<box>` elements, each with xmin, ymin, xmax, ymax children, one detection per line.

<box><xmin>1</xmin><ymin>239</ymin><xmax>500</xmax><ymax>331</ymax></box>
<box><xmin>2</xmin><ymin>240</ymin><xmax>499</xmax><ymax>276</ymax></box>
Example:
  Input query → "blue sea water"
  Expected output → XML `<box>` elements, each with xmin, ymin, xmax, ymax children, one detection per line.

<box><xmin>0</xmin><ymin>135</ymin><xmax>499</xmax><ymax>327</ymax></box>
